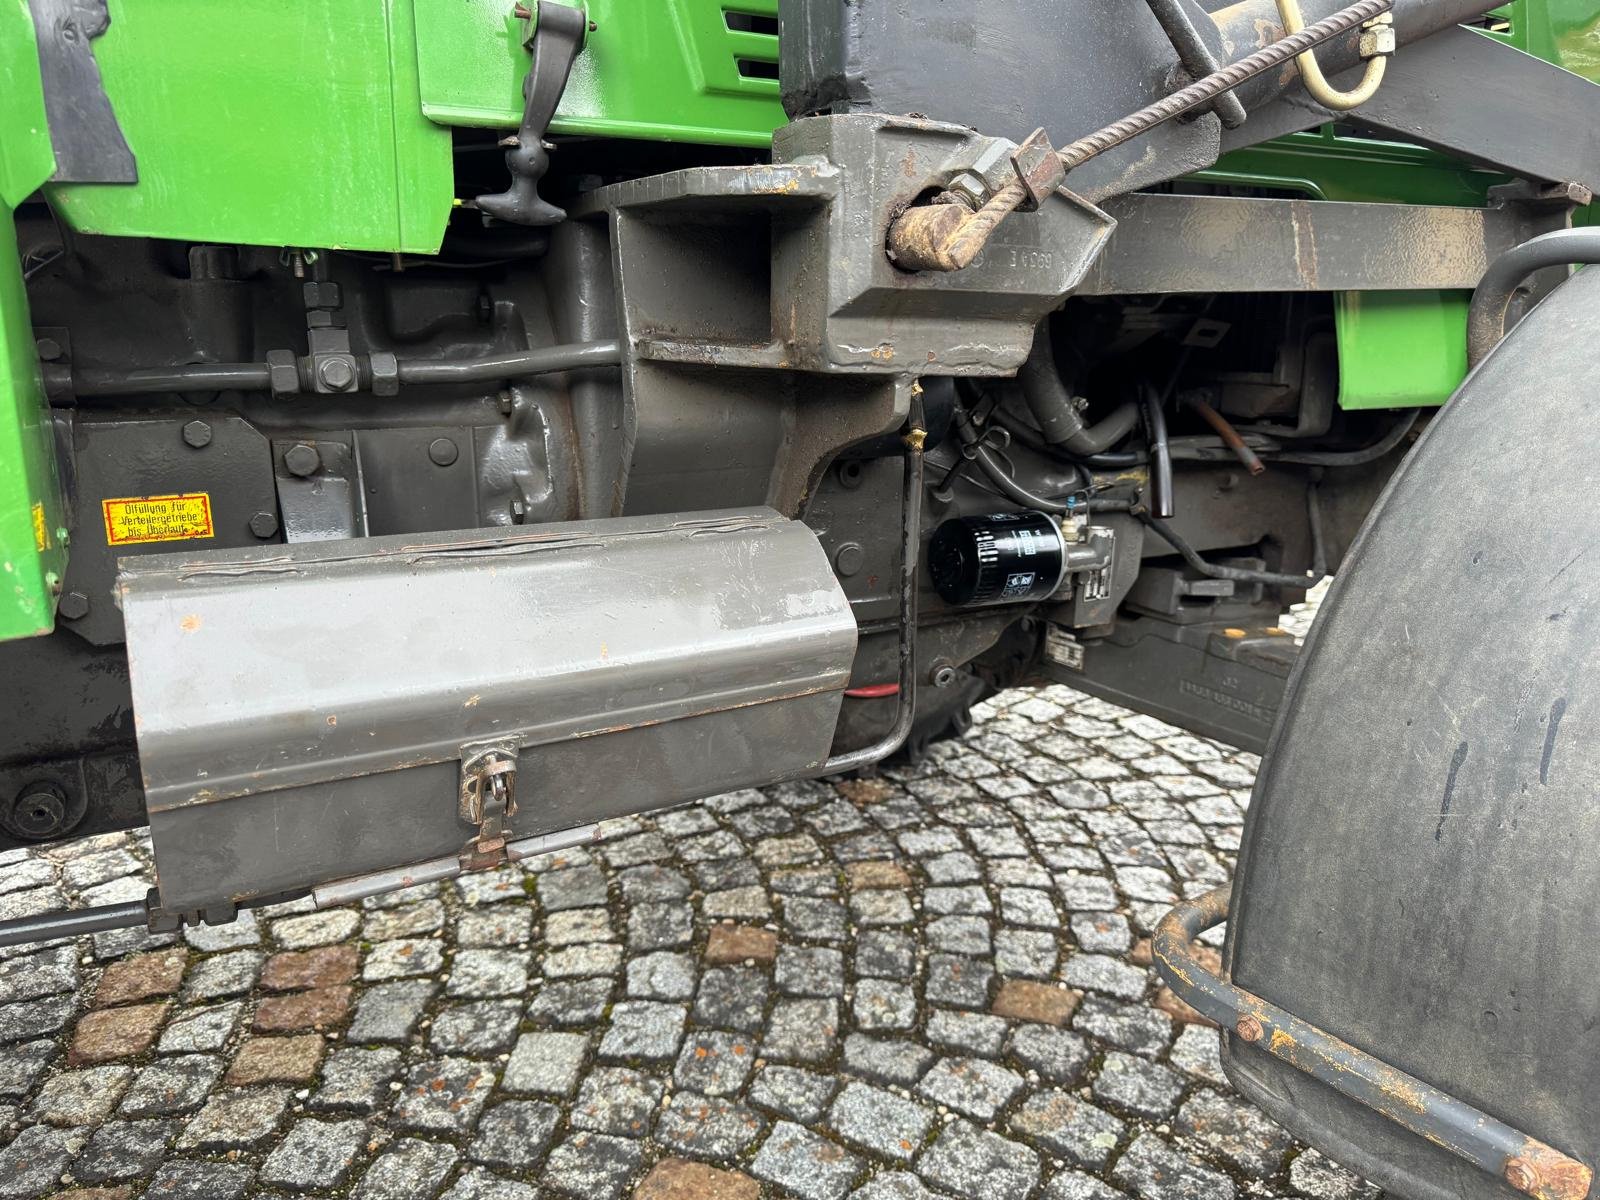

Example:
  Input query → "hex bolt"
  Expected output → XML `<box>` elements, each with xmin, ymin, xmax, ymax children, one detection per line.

<box><xmin>249</xmin><ymin>511</ymin><xmax>280</xmax><ymax>539</ymax></box>
<box><xmin>283</xmin><ymin>442</ymin><xmax>322</xmax><ymax>477</ymax></box>
<box><xmin>428</xmin><ymin>437</ymin><xmax>460</xmax><ymax>467</ymax></box>
<box><xmin>1235</xmin><ymin>1015</ymin><xmax>1264</xmax><ymax>1043</ymax></box>
<box><xmin>181</xmin><ymin>420</ymin><xmax>213</xmax><ymax>449</ymax></box>
<box><xmin>57</xmin><ymin>591</ymin><xmax>89</xmax><ymax>620</ymax></box>
<box><xmin>834</xmin><ymin>542</ymin><xmax>865</xmax><ymax>577</ymax></box>
<box><xmin>34</xmin><ymin>336</ymin><xmax>62</xmax><ymax>362</ymax></box>
<box><xmin>931</xmin><ymin>663</ymin><xmax>959</xmax><ymax>688</ymax></box>
<box><xmin>317</xmin><ymin>357</ymin><xmax>356</xmax><ymax>391</ymax></box>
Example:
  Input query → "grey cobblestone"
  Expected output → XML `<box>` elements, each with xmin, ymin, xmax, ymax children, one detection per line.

<box><xmin>0</xmin><ymin>671</ymin><xmax>1371</xmax><ymax>1199</ymax></box>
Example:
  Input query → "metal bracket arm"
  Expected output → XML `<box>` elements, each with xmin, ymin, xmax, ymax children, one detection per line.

<box><xmin>1155</xmin><ymin>887</ymin><xmax>1594</xmax><ymax>1200</ymax></box>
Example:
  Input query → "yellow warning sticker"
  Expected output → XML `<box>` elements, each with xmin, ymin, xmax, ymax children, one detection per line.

<box><xmin>31</xmin><ymin>502</ymin><xmax>47</xmax><ymax>552</ymax></box>
<box><xmin>102</xmin><ymin>493</ymin><xmax>215</xmax><ymax>546</ymax></box>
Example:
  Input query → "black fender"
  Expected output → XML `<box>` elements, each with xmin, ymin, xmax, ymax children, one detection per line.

<box><xmin>1220</xmin><ymin>264</ymin><xmax>1600</xmax><ymax>1199</ymax></box>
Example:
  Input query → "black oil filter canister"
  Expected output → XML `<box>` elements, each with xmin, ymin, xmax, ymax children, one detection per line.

<box><xmin>928</xmin><ymin>511</ymin><xmax>1068</xmax><ymax>607</ymax></box>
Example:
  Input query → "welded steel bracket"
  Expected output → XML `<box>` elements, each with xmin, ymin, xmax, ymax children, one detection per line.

<box><xmin>1155</xmin><ymin>887</ymin><xmax>1594</xmax><ymax>1200</ymax></box>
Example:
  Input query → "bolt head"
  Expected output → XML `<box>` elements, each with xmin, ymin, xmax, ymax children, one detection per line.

<box><xmin>35</xmin><ymin>336</ymin><xmax>63</xmax><ymax>362</ymax></box>
<box><xmin>284</xmin><ymin>442</ymin><xmax>322</xmax><ymax>477</ymax></box>
<box><xmin>931</xmin><ymin>664</ymin><xmax>958</xmax><ymax>688</ymax></box>
<box><xmin>317</xmin><ymin>357</ymin><xmax>356</xmax><ymax>391</ymax></box>
<box><xmin>181</xmin><ymin>419</ymin><xmax>213</xmax><ymax>449</ymax></box>
<box><xmin>57</xmin><ymin>591</ymin><xmax>89</xmax><ymax>620</ymax></box>
<box><xmin>1234</xmin><ymin>1015</ymin><xmax>1264</xmax><ymax>1043</ymax></box>
<box><xmin>833</xmin><ymin>543</ymin><xmax>865</xmax><ymax>577</ymax></box>
<box><xmin>428</xmin><ymin>437</ymin><xmax>460</xmax><ymax>467</ymax></box>
<box><xmin>249</xmin><ymin>511</ymin><xmax>280</xmax><ymax>539</ymax></box>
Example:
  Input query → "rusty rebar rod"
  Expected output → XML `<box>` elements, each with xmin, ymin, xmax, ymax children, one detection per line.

<box><xmin>887</xmin><ymin>0</ymin><xmax>1394</xmax><ymax>272</ymax></box>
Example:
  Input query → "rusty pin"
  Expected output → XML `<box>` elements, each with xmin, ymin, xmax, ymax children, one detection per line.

<box><xmin>1235</xmin><ymin>1015</ymin><xmax>1265</xmax><ymax>1043</ymax></box>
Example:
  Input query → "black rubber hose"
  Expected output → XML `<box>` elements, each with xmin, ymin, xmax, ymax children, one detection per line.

<box><xmin>953</xmin><ymin>409</ymin><xmax>1078</xmax><ymax>515</ymax></box>
<box><xmin>1142</xmin><ymin>385</ymin><xmax>1175</xmax><ymax>519</ymax></box>
<box><xmin>1019</xmin><ymin>325</ymin><xmax>1141</xmax><ymax>455</ymax></box>
<box><xmin>1466</xmin><ymin>228</ymin><xmax>1600</xmax><ymax>368</ymax></box>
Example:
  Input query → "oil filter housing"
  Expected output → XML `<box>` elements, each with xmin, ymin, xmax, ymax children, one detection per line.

<box><xmin>929</xmin><ymin>511</ymin><xmax>1068</xmax><ymax>607</ymax></box>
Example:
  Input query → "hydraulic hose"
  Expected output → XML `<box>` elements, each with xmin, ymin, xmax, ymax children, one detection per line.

<box><xmin>1270</xmin><ymin>411</ymin><xmax>1418</xmax><ymax>466</ymax></box>
<box><xmin>1142</xmin><ymin>385</ymin><xmax>1175</xmax><ymax>519</ymax></box>
<box><xmin>1019</xmin><ymin>326</ymin><xmax>1140</xmax><ymax>455</ymax></box>
<box><xmin>953</xmin><ymin>408</ymin><xmax>1077</xmax><ymax>515</ymax></box>
<box><xmin>1466</xmin><ymin>229</ymin><xmax>1600</xmax><ymax>368</ymax></box>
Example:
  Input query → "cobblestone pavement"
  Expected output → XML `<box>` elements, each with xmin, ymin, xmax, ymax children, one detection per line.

<box><xmin>0</xmin><ymin>597</ymin><xmax>1385</xmax><ymax>1200</ymax></box>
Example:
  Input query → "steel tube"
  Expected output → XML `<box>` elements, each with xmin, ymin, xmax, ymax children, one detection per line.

<box><xmin>819</xmin><ymin>398</ymin><xmax>926</xmax><ymax>775</ymax></box>
<box><xmin>1155</xmin><ymin>887</ymin><xmax>1594</xmax><ymax>1200</ymax></box>
<box><xmin>0</xmin><ymin>899</ymin><xmax>149</xmax><ymax>948</ymax></box>
<box><xmin>312</xmin><ymin>823</ymin><xmax>602</xmax><ymax>910</ymax></box>
<box><xmin>394</xmin><ymin>339</ymin><xmax>621</xmax><ymax>384</ymax></box>
<box><xmin>1208</xmin><ymin>0</ymin><xmax>1506</xmax><ymax>111</ymax></box>
<box><xmin>1466</xmin><ymin>229</ymin><xmax>1600</xmax><ymax>368</ymax></box>
<box><xmin>1143</xmin><ymin>0</ymin><xmax>1249</xmax><ymax>127</ymax></box>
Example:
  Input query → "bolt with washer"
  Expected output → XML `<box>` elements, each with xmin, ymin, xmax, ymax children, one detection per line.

<box><xmin>930</xmin><ymin>663</ymin><xmax>959</xmax><ymax>689</ymax></box>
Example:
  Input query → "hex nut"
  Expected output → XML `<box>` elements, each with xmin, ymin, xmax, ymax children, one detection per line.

<box><xmin>266</xmin><ymin>349</ymin><xmax>301</xmax><ymax>398</ymax></box>
<box><xmin>283</xmin><ymin>442</ymin><xmax>322</xmax><ymax>477</ymax></box>
<box><xmin>370</xmin><ymin>351</ymin><xmax>399</xmax><ymax>397</ymax></box>
<box><xmin>181</xmin><ymin>420</ymin><xmax>213</xmax><ymax>449</ymax></box>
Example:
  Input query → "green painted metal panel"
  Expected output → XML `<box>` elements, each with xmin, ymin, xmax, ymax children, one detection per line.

<box><xmin>0</xmin><ymin>211</ymin><xmax>67</xmax><ymax>640</ymax></box>
<box><xmin>1334</xmin><ymin>291</ymin><xmax>1471</xmax><ymax>410</ymax></box>
<box><xmin>0</xmin><ymin>0</ymin><xmax>64</xmax><ymax>640</ymax></box>
<box><xmin>44</xmin><ymin>0</ymin><xmax>455</xmax><ymax>253</ymax></box>
<box><xmin>0</xmin><ymin>0</ymin><xmax>55</xmax><ymax>209</ymax></box>
<box><xmin>413</xmin><ymin>0</ymin><xmax>785</xmax><ymax>146</ymax></box>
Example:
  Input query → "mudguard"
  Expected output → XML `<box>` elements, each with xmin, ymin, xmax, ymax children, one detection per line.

<box><xmin>1199</xmin><ymin>265</ymin><xmax>1600</xmax><ymax>1199</ymax></box>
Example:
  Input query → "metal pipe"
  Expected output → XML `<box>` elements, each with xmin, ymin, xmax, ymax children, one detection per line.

<box><xmin>1143</xmin><ymin>0</ymin><xmax>1249</xmax><ymax>127</ymax></box>
<box><xmin>1208</xmin><ymin>0</ymin><xmax>1503</xmax><ymax>111</ymax></box>
<box><xmin>1140</xmin><ymin>481</ymin><xmax>1326</xmax><ymax>589</ymax></box>
<box><xmin>820</xmin><ymin>395</ymin><xmax>927</xmax><ymax>775</ymax></box>
<box><xmin>311</xmin><ymin>822</ymin><xmax>602</xmax><ymax>909</ymax></box>
<box><xmin>1466</xmin><ymin>229</ymin><xmax>1600</xmax><ymax>368</ymax></box>
<box><xmin>0</xmin><ymin>899</ymin><xmax>149</xmax><ymax>948</ymax></box>
<box><xmin>1187</xmin><ymin>395</ymin><xmax>1266</xmax><ymax>475</ymax></box>
<box><xmin>53</xmin><ymin>339</ymin><xmax>622</xmax><ymax>396</ymax></box>
<box><xmin>1155</xmin><ymin>887</ymin><xmax>1594</xmax><ymax>1200</ymax></box>
<box><xmin>394</xmin><ymin>339</ymin><xmax>621</xmax><ymax>384</ymax></box>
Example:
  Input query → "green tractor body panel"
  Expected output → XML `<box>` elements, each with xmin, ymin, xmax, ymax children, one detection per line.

<box><xmin>0</xmin><ymin>0</ymin><xmax>1593</xmax><ymax>638</ymax></box>
<box><xmin>414</xmin><ymin>0</ymin><xmax>783</xmax><ymax>144</ymax></box>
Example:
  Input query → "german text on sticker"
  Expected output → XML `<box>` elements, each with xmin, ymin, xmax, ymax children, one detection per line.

<box><xmin>102</xmin><ymin>493</ymin><xmax>215</xmax><ymax>546</ymax></box>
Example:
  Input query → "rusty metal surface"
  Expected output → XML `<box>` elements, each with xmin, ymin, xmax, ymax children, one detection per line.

<box><xmin>118</xmin><ymin>508</ymin><xmax>857</xmax><ymax>912</ymax></box>
<box><xmin>1080</xmin><ymin>193</ymin><xmax>1526</xmax><ymax>295</ymax></box>
<box><xmin>1155</xmin><ymin>887</ymin><xmax>1594</xmax><ymax>1200</ymax></box>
